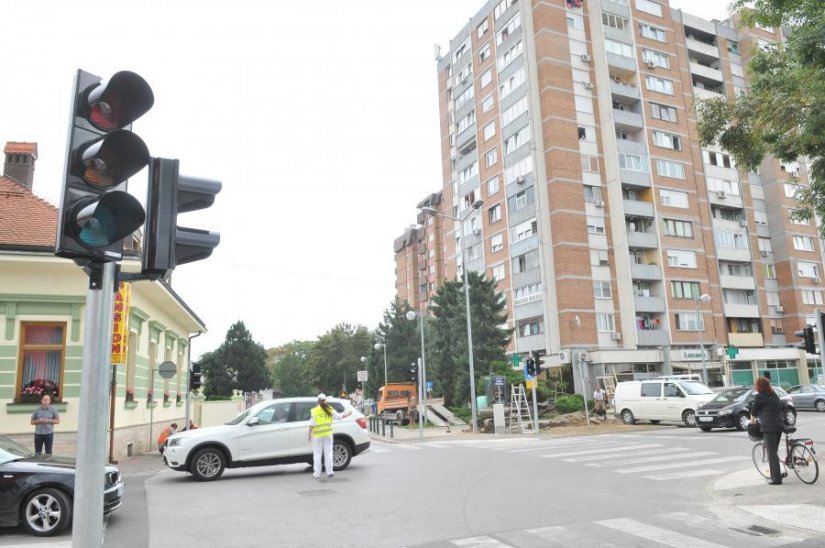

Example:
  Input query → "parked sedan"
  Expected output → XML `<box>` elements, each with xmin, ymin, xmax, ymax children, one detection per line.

<box><xmin>695</xmin><ymin>386</ymin><xmax>796</xmax><ymax>431</ymax></box>
<box><xmin>785</xmin><ymin>384</ymin><xmax>825</xmax><ymax>411</ymax></box>
<box><xmin>0</xmin><ymin>435</ymin><xmax>123</xmax><ymax>536</ymax></box>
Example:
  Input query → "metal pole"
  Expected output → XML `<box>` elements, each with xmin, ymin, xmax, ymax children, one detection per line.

<box><xmin>816</xmin><ymin>310</ymin><xmax>825</xmax><ymax>383</ymax></box>
<box><xmin>148</xmin><ymin>368</ymin><xmax>156</xmax><ymax>451</ymax></box>
<box><xmin>419</xmin><ymin>313</ymin><xmax>428</xmax><ymax>432</ymax></box>
<box><xmin>417</xmin><ymin>357</ymin><xmax>424</xmax><ymax>439</ymax></box>
<box><xmin>383</xmin><ymin>344</ymin><xmax>388</xmax><ymax>388</ymax></box>
<box><xmin>108</xmin><ymin>364</ymin><xmax>117</xmax><ymax>464</ymax></box>
<box><xmin>697</xmin><ymin>299</ymin><xmax>708</xmax><ymax>384</ymax></box>
<box><xmin>72</xmin><ymin>261</ymin><xmax>117</xmax><ymax>548</ymax></box>
<box><xmin>531</xmin><ymin>379</ymin><xmax>539</xmax><ymax>434</ymax></box>
<box><xmin>185</xmin><ymin>332</ymin><xmax>201</xmax><ymax>430</ymax></box>
<box><xmin>462</xmin><ymin>248</ymin><xmax>478</xmax><ymax>433</ymax></box>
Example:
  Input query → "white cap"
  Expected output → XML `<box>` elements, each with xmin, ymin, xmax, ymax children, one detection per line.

<box><xmin>317</xmin><ymin>393</ymin><xmax>327</xmax><ymax>401</ymax></box>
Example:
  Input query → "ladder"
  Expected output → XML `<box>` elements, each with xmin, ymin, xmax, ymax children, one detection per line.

<box><xmin>509</xmin><ymin>384</ymin><xmax>535</xmax><ymax>434</ymax></box>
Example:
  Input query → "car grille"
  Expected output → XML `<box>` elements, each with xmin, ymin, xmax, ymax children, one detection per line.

<box><xmin>105</xmin><ymin>470</ymin><xmax>120</xmax><ymax>486</ymax></box>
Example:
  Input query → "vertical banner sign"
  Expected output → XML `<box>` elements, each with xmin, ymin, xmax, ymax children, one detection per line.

<box><xmin>111</xmin><ymin>282</ymin><xmax>131</xmax><ymax>364</ymax></box>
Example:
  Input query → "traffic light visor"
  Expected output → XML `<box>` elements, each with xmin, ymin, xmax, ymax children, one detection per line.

<box><xmin>77</xmin><ymin>130</ymin><xmax>149</xmax><ymax>188</ymax></box>
<box><xmin>84</xmin><ymin>71</ymin><xmax>154</xmax><ymax>131</ymax></box>
<box><xmin>75</xmin><ymin>191</ymin><xmax>145</xmax><ymax>248</ymax></box>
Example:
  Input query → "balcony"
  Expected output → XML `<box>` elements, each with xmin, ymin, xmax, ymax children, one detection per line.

<box><xmin>723</xmin><ymin>303</ymin><xmax>760</xmax><ymax>318</ymax></box>
<box><xmin>620</xmin><ymin>169</ymin><xmax>652</xmax><ymax>188</ymax></box>
<box><xmin>454</xmin><ymin>125</ymin><xmax>476</xmax><ymax>150</ymax></box>
<box><xmin>716</xmin><ymin>247</ymin><xmax>751</xmax><ymax>262</ymax></box>
<box><xmin>708</xmin><ymin>191</ymin><xmax>743</xmax><ymax>209</ymax></box>
<box><xmin>630</xmin><ymin>263</ymin><xmax>662</xmax><ymax>280</ymax></box>
<box><xmin>627</xmin><ymin>231</ymin><xmax>658</xmax><ymax>249</ymax></box>
<box><xmin>613</xmin><ymin>109</ymin><xmax>644</xmax><ymax>131</ymax></box>
<box><xmin>610</xmin><ymin>80</ymin><xmax>640</xmax><ymax>101</ymax></box>
<box><xmin>637</xmin><ymin>328</ymin><xmax>670</xmax><ymax>346</ymax></box>
<box><xmin>690</xmin><ymin>62</ymin><xmax>724</xmax><ymax>84</ymax></box>
<box><xmin>728</xmin><ymin>332</ymin><xmax>764</xmax><ymax>348</ymax></box>
<box><xmin>606</xmin><ymin>52</ymin><xmax>636</xmax><ymax>73</ymax></box>
<box><xmin>601</xmin><ymin>0</ymin><xmax>630</xmax><ymax>17</ymax></box>
<box><xmin>719</xmin><ymin>274</ymin><xmax>756</xmax><ymax>290</ymax></box>
<box><xmin>616</xmin><ymin>139</ymin><xmax>647</xmax><ymax>157</ymax></box>
<box><xmin>634</xmin><ymin>295</ymin><xmax>666</xmax><ymax>313</ymax></box>
<box><xmin>623</xmin><ymin>199</ymin><xmax>654</xmax><ymax>218</ymax></box>
<box><xmin>685</xmin><ymin>37</ymin><xmax>720</xmax><ymax>59</ymax></box>
<box><xmin>693</xmin><ymin>86</ymin><xmax>724</xmax><ymax>101</ymax></box>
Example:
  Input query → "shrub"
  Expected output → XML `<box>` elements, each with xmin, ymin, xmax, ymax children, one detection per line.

<box><xmin>555</xmin><ymin>393</ymin><xmax>584</xmax><ymax>414</ymax></box>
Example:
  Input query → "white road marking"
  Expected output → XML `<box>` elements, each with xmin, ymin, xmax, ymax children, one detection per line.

<box><xmin>617</xmin><ymin>455</ymin><xmax>750</xmax><ymax>474</ymax></box>
<box><xmin>643</xmin><ymin>468</ymin><xmax>725</xmax><ymax>480</ymax></box>
<box><xmin>596</xmin><ymin>518</ymin><xmax>729</xmax><ymax>547</ymax></box>
<box><xmin>565</xmin><ymin>446</ymin><xmax>689</xmax><ymax>462</ymax></box>
<box><xmin>450</xmin><ymin>535</ymin><xmax>512</xmax><ymax>547</ymax></box>
<box><xmin>596</xmin><ymin>450</ymin><xmax>716</xmax><ymax>466</ymax></box>
<box><xmin>538</xmin><ymin>443</ymin><xmax>662</xmax><ymax>459</ymax></box>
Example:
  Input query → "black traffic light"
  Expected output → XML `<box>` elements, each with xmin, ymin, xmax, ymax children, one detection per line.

<box><xmin>56</xmin><ymin>70</ymin><xmax>153</xmax><ymax>263</ymax></box>
<box><xmin>189</xmin><ymin>362</ymin><xmax>203</xmax><ymax>391</ymax></box>
<box><xmin>409</xmin><ymin>363</ymin><xmax>419</xmax><ymax>382</ymax></box>
<box><xmin>794</xmin><ymin>325</ymin><xmax>816</xmax><ymax>354</ymax></box>
<box><xmin>531</xmin><ymin>350</ymin><xmax>545</xmax><ymax>374</ymax></box>
<box><xmin>525</xmin><ymin>358</ymin><xmax>536</xmax><ymax>377</ymax></box>
<box><xmin>141</xmin><ymin>158</ymin><xmax>221</xmax><ymax>279</ymax></box>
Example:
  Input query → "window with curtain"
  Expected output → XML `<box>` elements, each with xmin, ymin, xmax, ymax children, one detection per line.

<box><xmin>17</xmin><ymin>322</ymin><xmax>65</xmax><ymax>402</ymax></box>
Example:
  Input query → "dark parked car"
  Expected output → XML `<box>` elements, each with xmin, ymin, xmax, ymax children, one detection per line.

<box><xmin>785</xmin><ymin>384</ymin><xmax>825</xmax><ymax>412</ymax></box>
<box><xmin>695</xmin><ymin>386</ymin><xmax>796</xmax><ymax>432</ymax></box>
<box><xmin>0</xmin><ymin>435</ymin><xmax>123</xmax><ymax>536</ymax></box>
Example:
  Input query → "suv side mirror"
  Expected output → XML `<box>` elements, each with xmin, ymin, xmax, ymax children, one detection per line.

<box><xmin>246</xmin><ymin>416</ymin><xmax>260</xmax><ymax>426</ymax></box>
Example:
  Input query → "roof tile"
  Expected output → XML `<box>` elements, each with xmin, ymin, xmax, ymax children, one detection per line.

<box><xmin>0</xmin><ymin>176</ymin><xmax>57</xmax><ymax>248</ymax></box>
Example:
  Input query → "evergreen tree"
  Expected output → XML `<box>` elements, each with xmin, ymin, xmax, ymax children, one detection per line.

<box><xmin>269</xmin><ymin>340</ymin><xmax>314</xmax><ymax>397</ymax></box>
<box><xmin>201</xmin><ymin>321</ymin><xmax>269</xmax><ymax>397</ymax></box>
<box><xmin>367</xmin><ymin>298</ymin><xmax>421</xmax><ymax>397</ymax></box>
<box><xmin>307</xmin><ymin>323</ymin><xmax>372</xmax><ymax>395</ymax></box>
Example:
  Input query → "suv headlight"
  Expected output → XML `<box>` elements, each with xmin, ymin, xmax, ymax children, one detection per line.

<box><xmin>168</xmin><ymin>438</ymin><xmax>189</xmax><ymax>448</ymax></box>
<box><xmin>718</xmin><ymin>406</ymin><xmax>733</xmax><ymax>416</ymax></box>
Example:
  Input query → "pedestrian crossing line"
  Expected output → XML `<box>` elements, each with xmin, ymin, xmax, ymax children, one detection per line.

<box><xmin>393</xmin><ymin>444</ymin><xmax>422</xmax><ymax>450</ymax></box>
<box><xmin>449</xmin><ymin>535</ymin><xmax>511</xmax><ymax>547</ymax></box>
<box><xmin>590</xmin><ymin>450</ymin><xmax>716</xmax><ymax>467</ymax></box>
<box><xmin>565</xmin><ymin>446</ymin><xmax>689</xmax><ymax>463</ymax></box>
<box><xmin>368</xmin><ymin>446</ymin><xmax>391</xmax><ymax>453</ymax></box>
<box><xmin>617</xmin><ymin>455</ymin><xmax>750</xmax><ymax>474</ymax></box>
<box><xmin>642</xmin><ymin>468</ymin><xmax>725</xmax><ymax>480</ymax></box>
<box><xmin>538</xmin><ymin>443</ymin><xmax>662</xmax><ymax>459</ymax></box>
<box><xmin>595</xmin><ymin>517</ymin><xmax>729</xmax><ymax>548</ymax></box>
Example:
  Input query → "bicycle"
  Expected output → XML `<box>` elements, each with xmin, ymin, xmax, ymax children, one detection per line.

<box><xmin>752</xmin><ymin>425</ymin><xmax>819</xmax><ymax>484</ymax></box>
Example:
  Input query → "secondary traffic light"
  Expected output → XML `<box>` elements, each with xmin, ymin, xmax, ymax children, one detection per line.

<box><xmin>409</xmin><ymin>363</ymin><xmax>419</xmax><ymax>382</ymax></box>
<box><xmin>190</xmin><ymin>362</ymin><xmax>203</xmax><ymax>391</ymax></box>
<box><xmin>531</xmin><ymin>350</ymin><xmax>545</xmax><ymax>374</ymax></box>
<box><xmin>525</xmin><ymin>358</ymin><xmax>536</xmax><ymax>378</ymax></box>
<box><xmin>795</xmin><ymin>326</ymin><xmax>816</xmax><ymax>354</ymax></box>
<box><xmin>141</xmin><ymin>158</ymin><xmax>222</xmax><ymax>279</ymax></box>
<box><xmin>56</xmin><ymin>69</ymin><xmax>153</xmax><ymax>263</ymax></box>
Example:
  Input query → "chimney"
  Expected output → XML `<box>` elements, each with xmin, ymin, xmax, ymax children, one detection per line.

<box><xmin>3</xmin><ymin>141</ymin><xmax>38</xmax><ymax>191</ymax></box>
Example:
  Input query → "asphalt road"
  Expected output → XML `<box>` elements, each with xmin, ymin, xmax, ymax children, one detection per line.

<box><xmin>6</xmin><ymin>413</ymin><xmax>825</xmax><ymax>547</ymax></box>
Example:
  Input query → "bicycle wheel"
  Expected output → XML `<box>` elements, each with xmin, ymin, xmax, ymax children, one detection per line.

<box><xmin>791</xmin><ymin>443</ymin><xmax>819</xmax><ymax>485</ymax></box>
<box><xmin>752</xmin><ymin>442</ymin><xmax>771</xmax><ymax>479</ymax></box>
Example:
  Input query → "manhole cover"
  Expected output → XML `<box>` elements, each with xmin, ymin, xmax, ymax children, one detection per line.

<box><xmin>746</xmin><ymin>525</ymin><xmax>781</xmax><ymax>536</ymax></box>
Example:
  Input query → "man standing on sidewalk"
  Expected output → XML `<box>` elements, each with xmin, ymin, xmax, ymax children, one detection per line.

<box><xmin>30</xmin><ymin>394</ymin><xmax>60</xmax><ymax>456</ymax></box>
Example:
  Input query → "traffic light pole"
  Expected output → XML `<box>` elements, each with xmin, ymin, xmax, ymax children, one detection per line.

<box><xmin>816</xmin><ymin>310</ymin><xmax>825</xmax><ymax>382</ymax></box>
<box><xmin>72</xmin><ymin>261</ymin><xmax>117</xmax><ymax>548</ymax></box>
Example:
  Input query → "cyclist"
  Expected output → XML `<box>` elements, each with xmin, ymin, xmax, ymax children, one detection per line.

<box><xmin>750</xmin><ymin>376</ymin><xmax>784</xmax><ymax>485</ymax></box>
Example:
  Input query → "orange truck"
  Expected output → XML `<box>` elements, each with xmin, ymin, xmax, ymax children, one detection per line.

<box><xmin>376</xmin><ymin>383</ymin><xmax>417</xmax><ymax>423</ymax></box>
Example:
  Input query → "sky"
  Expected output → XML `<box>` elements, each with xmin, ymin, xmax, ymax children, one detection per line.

<box><xmin>2</xmin><ymin>0</ymin><xmax>732</xmax><ymax>359</ymax></box>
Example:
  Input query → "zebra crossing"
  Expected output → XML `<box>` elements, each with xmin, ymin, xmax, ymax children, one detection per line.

<box><xmin>374</xmin><ymin>433</ymin><xmax>752</xmax><ymax>482</ymax></box>
<box><xmin>408</xmin><ymin>507</ymin><xmax>821</xmax><ymax>547</ymax></box>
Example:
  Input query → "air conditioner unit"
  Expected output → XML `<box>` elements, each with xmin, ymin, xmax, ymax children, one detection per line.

<box><xmin>558</xmin><ymin>350</ymin><xmax>571</xmax><ymax>364</ymax></box>
<box><xmin>583</xmin><ymin>82</ymin><xmax>595</xmax><ymax>90</ymax></box>
<box><xmin>515</xmin><ymin>175</ymin><xmax>526</xmax><ymax>185</ymax></box>
<box><xmin>760</xmin><ymin>250</ymin><xmax>769</xmax><ymax>257</ymax></box>
<box><xmin>594</xmin><ymin>200</ymin><xmax>605</xmax><ymax>208</ymax></box>
<box><xmin>577</xmin><ymin>352</ymin><xmax>588</xmax><ymax>362</ymax></box>
<box><xmin>716</xmin><ymin>191</ymin><xmax>727</xmax><ymax>199</ymax></box>
<box><xmin>646</xmin><ymin>61</ymin><xmax>657</xmax><ymax>69</ymax></box>
<box><xmin>738</xmin><ymin>219</ymin><xmax>748</xmax><ymax>227</ymax></box>
<box><xmin>775</xmin><ymin>305</ymin><xmax>784</xmax><ymax>313</ymax></box>
<box><xmin>611</xmin><ymin>332</ymin><xmax>622</xmax><ymax>341</ymax></box>
<box><xmin>580</xmin><ymin>53</ymin><xmax>592</xmax><ymax>63</ymax></box>
<box><xmin>473</xmin><ymin>228</ymin><xmax>482</xmax><ymax>236</ymax></box>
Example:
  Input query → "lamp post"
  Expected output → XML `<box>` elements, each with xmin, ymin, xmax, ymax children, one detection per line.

<box><xmin>695</xmin><ymin>293</ymin><xmax>711</xmax><ymax>384</ymax></box>
<box><xmin>374</xmin><ymin>342</ymin><xmax>387</xmax><ymax>388</ymax></box>
<box><xmin>406</xmin><ymin>310</ymin><xmax>426</xmax><ymax>439</ymax></box>
<box><xmin>420</xmin><ymin>199</ymin><xmax>483</xmax><ymax>432</ymax></box>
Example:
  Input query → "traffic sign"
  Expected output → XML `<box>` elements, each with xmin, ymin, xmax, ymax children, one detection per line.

<box><xmin>512</xmin><ymin>354</ymin><xmax>521</xmax><ymax>366</ymax></box>
<box><xmin>357</xmin><ymin>370</ymin><xmax>368</xmax><ymax>382</ymax></box>
<box><xmin>158</xmin><ymin>360</ymin><xmax>177</xmax><ymax>379</ymax></box>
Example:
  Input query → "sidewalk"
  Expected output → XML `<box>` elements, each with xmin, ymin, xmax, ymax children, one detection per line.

<box><xmin>111</xmin><ymin>452</ymin><xmax>168</xmax><ymax>476</ymax></box>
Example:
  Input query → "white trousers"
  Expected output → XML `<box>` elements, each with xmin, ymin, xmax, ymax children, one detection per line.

<box><xmin>312</xmin><ymin>436</ymin><xmax>334</xmax><ymax>475</ymax></box>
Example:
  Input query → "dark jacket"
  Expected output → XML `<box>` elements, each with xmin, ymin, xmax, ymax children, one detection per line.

<box><xmin>751</xmin><ymin>391</ymin><xmax>784</xmax><ymax>432</ymax></box>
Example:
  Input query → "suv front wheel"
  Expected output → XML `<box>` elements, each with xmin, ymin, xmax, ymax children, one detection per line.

<box><xmin>190</xmin><ymin>447</ymin><xmax>226</xmax><ymax>481</ymax></box>
<box><xmin>682</xmin><ymin>409</ymin><xmax>697</xmax><ymax>428</ymax></box>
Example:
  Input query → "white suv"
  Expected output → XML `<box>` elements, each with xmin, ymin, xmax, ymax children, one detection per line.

<box><xmin>163</xmin><ymin>397</ymin><xmax>370</xmax><ymax>481</ymax></box>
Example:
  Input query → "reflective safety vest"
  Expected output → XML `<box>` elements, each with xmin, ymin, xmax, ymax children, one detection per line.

<box><xmin>311</xmin><ymin>405</ymin><xmax>334</xmax><ymax>438</ymax></box>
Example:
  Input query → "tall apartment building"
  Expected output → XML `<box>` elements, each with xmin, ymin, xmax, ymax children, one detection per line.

<box><xmin>394</xmin><ymin>0</ymin><xmax>824</xmax><ymax>389</ymax></box>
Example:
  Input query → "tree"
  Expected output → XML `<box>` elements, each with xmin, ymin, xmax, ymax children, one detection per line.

<box><xmin>430</xmin><ymin>271</ymin><xmax>511</xmax><ymax>407</ymax></box>
<box><xmin>696</xmin><ymin>1</ymin><xmax>825</xmax><ymax>226</ymax></box>
<box><xmin>366</xmin><ymin>298</ymin><xmax>422</xmax><ymax>397</ymax></box>
<box><xmin>269</xmin><ymin>340</ymin><xmax>314</xmax><ymax>397</ymax></box>
<box><xmin>201</xmin><ymin>321</ymin><xmax>269</xmax><ymax>397</ymax></box>
<box><xmin>307</xmin><ymin>323</ymin><xmax>372</xmax><ymax>396</ymax></box>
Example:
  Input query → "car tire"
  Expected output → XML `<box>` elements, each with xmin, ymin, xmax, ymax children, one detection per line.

<box><xmin>785</xmin><ymin>408</ymin><xmax>797</xmax><ymax>426</ymax></box>
<box><xmin>816</xmin><ymin>400</ymin><xmax>825</xmax><ymax>412</ymax></box>
<box><xmin>650</xmin><ymin>420</ymin><xmax>661</xmax><ymax>425</ymax></box>
<box><xmin>620</xmin><ymin>409</ymin><xmax>635</xmax><ymax>424</ymax></box>
<box><xmin>331</xmin><ymin>438</ymin><xmax>353</xmax><ymax>471</ymax></box>
<box><xmin>682</xmin><ymin>409</ymin><xmax>697</xmax><ymax>428</ymax></box>
<box><xmin>736</xmin><ymin>413</ymin><xmax>750</xmax><ymax>431</ymax></box>
<box><xmin>22</xmin><ymin>487</ymin><xmax>72</xmax><ymax>537</ymax></box>
<box><xmin>699</xmin><ymin>426</ymin><xmax>712</xmax><ymax>432</ymax></box>
<box><xmin>190</xmin><ymin>447</ymin><xmax>226</xmax><ymax>481</ymax></box>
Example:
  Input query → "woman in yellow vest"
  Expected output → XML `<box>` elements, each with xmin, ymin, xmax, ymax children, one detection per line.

<box><xmin>308</xmin><ymin>393</ymin><xmax>352</xmax><ymax>479</ymax></box>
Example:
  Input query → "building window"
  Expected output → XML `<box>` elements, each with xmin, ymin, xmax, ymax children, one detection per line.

<box><xmin>514</xmin><ymin>283</ymin><xmax>543</xmax><ymax>305</ymax></box>
<box><xmin>639</xmin><ymin>23</ymin><xmax>666</xmax><ymax>42</ymax></box>
<box><xmin>567</xmin><ymin>14</ymin><xmax>584</xmax><ymax>30</ymax></box>
<box><xmin>642</xmin><ymin>49</ymin><xmax>670</xmax><ymax>68</ymax></box>
<box><xmin>485</xmin><ymin>148</ymin><xmax>498</xmax><ymax>167</ymax></box>
<box><xmin>479</xmin><ymin>43</ymin><xmax>491</xmax><ymax>63</ymax></box>
<box><xmin>584</xmin><ymin>185</ymin><xmax>603</xmax><ymax>203</ymax></box>
<box><xmin>596</xmin><ymin>313</ymin><xmax>615</xmax><ymax>332</ymax></box>
<box><xmin>645</xmin><ymin>75</ymin><xmax>674</xmax><ymax>95</ymax></box>
<box><xmin>508</xmin><ymin>187</ymin><xmax>535</xmax><ymax>213</ymax></box>
<box><xmin>496</xmin><ymin>11</ymin><xmax>522</xmax><ymax>46</ymax></box>
<box><xmin>480</xmin><ymin>68</ymin><xmax>493</xmax><ymax>88</ymax></box>
<box><xmin>482</xmin><ymin>95</ymin><xmax>495</xmax><ymax>113</ymax></box>
<box><xmin>605</xmin><ymin>39</ymin><xmax>634</xmax><ymax>58</ymax></box>
<box><xmin>702</xmin><ymin>150</ymin><xmax>736</xmax><ymax>169</ymax></box>
<box><xmin>487</xmin><ymin>176</ymin><xmax>500</xmax><ymax>195</ymax></box>
<box><xmin>484</xmin><ymin>121</ymin><xmax>496</xmax><ymax>141</ymax></box>
<box><xmin>671</xmin><ymin>281</ymin><xmax>701</xmax><ymax>299</ymax></box>
<box><xmin>511</xmin><ymin>218</ymin><xmax>538</xmax><ymax>242</ymax></box>
<box><xmin>504</xmin><ymin>125</ymin><xmax>531</xmax><ymax>154</ymax></box>
<box><xmin>497</xmin><ymin>39</ymin><xmax>524</xmax><ymax>71</ymax></box>
<box><xmin>586</xmin><ymin>216</ymin><xmax>606</xmax><ymax>234</ymax></box>
<box><xmin>660</xmin><ymin>189</ymin><xmax>688</xmax><ymax>208</ymax></box>
<box><xmin>675</xmin><ymin>312</ymin><xmax>704</xmax><ymax>331</ymax></box>
<box><xmin>727</xmin><ymin>40</ymin><xmax>740</xmax><ymax>55</ymax></box>
<box><xmin>502</xmin><ymin>96</ymin><xmax>528</xmax><ymax>126</ymax></box>
<box><xmin>491</xmin><ymin>233</ymin><xmax>504</xmax><ymax>252</ymax></box>
<box><xmin>784</xmin><ymin>183</ymin><xmax>801</xmax><ymax>198</ymax></box>
<box><xmin>477</xmin><ymin>18</ymin><xmax>489</xmax><ymax>38</ymax></box>
<box><xmin>663</xmin><ymin>219</ymin><xmax>693</xmax><ymax>238</ymax></box>
<box><xmin>770</xmin><ymin>319</ymin><xmax>784</xmax><ymax>334</ymax></box>
<box><xmin>618</xmin><ymin>153</ymin><xmax>648</xmax><ymax>172</ymax></box>
<box><xmin>794</xmin><ymin>235</ymin><xmax>815</xmax><ymax>252</ymax></box>
<box><xmin>706</xmin><ymin>177</ymin><xmax>740</xmax><ymax>196</ymax></box>
<box><xmin>517</xmin><ymin>317</ymin><xmax>544</xmax><ymax>337</ymax></box>
<box><xmin>491</xmin><ymin>263</ymin><xmax>506</xmax><ymax>281</ymax></box>
<box><xmin>499</xmin><ymin>67</ymin><xmax>526</xmax><ymax>100</ymax></box>
<box><xmin>762</xmin><ymin>263</ymin><xmax>776</xmax><ymax>279</ymax></box>
<box><xmin>802</xmin><ymin>290</ymin><xmax>824</xmax><ymax>305</ymax></box>
<box><xmin>581</xmin><ymin>155</ymin><xmax>600</xmax><ymax>172</ymax></box>
<box><xmin>653</xmin><ymin>130</ymin><xmax>681</xmax><ymax>150</ymax></box>
<box><xmin>636</xmin><ymin>0</ymin><xmax>663</xmax><ymax>16</ymax></box>
<box><xmin>602</xmin><ymin>12</ymin><xmax>628</xmax><ymax>30</ymax></box>
<box><xmin>797</xmin><ymin>261</ymin><xmax>820</xmax><ymax>278</ymax></box>
<box><xmin>593</xmin><ymin>281</ymin><xmax>612</xmax><ymax>299</ymax></box>
<box><xmin>656</xmin><ymin>160</ymin><xmax>685</xmax><ymax>179</ymax></box>
<box><xmin>512</xmin><ymin>250</ymin><xmax>540</xmax><ymax>273</ymax></box>
<box><xmin>758</xmin><ymin>237</ymin><xmax>772</xmax><ymax>254</ymax></box>
<box><xmin>488</xmin><ymin>204</ymin><xmax>502</xmax><ymax>223</ymax></box>
<box><xmin>667</xmin><ymin>249</ymin><xmax>697</xmax><ymax>268</ymax></box>
<box><xmin>650</xmin><ymin>102</ymin><xmax>677</xmax><ymax>122</ymax></box>
<box><xmin>591</xmin><ymin>249</ymin><xmax>609</xmax><ymax>266</ymax></box>
<box><xmin>18</xmin><ymin>323</ymin><xmax>66</xmax><ymax>402</ymax></box>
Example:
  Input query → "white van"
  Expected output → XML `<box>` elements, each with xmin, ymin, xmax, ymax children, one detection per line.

<box><xmin>613</xmin><ymin>379</ymin><xmax>716</xmax><ymax>427</ymax></box>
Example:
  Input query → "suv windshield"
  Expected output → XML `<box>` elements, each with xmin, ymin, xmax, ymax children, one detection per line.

<box><xmin>678</xmin><ymin>381</ymin><xmax>714</xmax><ymax>395</ymax></box>
<box><xmin>226</xmin><ymin>409</ymin><xmax>253</xmax><ymax>425</ymax></box>
<box><xmin>710</xmin><ymin>387</ymin><xmax>750</xmax><ymax>403</ymax></box>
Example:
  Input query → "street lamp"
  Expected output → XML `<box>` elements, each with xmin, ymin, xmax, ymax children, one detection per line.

<box><xmin>374</xmin><ymin>342</ymin><xmax>387</xmax><ymax>388</ymax></box>
<box><xmin>420</xmin><ymin>199</ymin><xmax>483</xmax><ymax>432</ymax></box>
<box><xmin>406</xmin><ymin>310</ymin><xmax>426</xmax><ymax>439</ymax></box>
<box><xmin>695</xmin><ymin>293</ymin><xmax>711</xmax><ymax>384</ymax></box>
